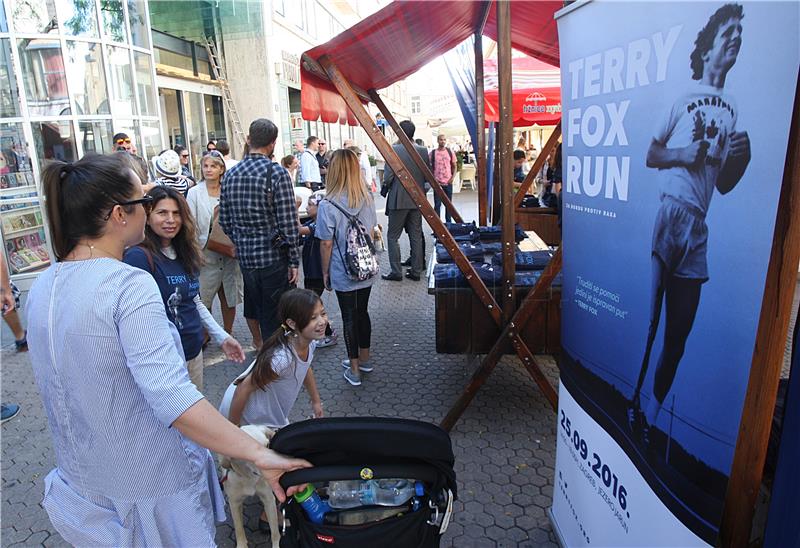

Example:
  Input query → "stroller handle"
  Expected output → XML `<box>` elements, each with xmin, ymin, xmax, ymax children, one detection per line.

<box><xmin>279</xmin><ymin>463</ymin><xmax>441</xmax><ymax>490</ymax></box>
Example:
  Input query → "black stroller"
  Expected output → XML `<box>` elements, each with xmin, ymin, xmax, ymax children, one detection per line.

<box><xmin>270</xmin><ymin>417</ymin><xmax>457</xmax><ymax>548</ymax></box>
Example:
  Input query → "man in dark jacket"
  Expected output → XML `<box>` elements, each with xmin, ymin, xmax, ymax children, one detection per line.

<box><xmin>381</xmin><ymin>120</ymin><xmax>430</xmax><ymax>281</ymax></box>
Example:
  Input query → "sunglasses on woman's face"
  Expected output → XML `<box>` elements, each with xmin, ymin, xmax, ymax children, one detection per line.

<box><xmin>104</xmin><ymin>195</ymin><xmax>155</xmax><ymax>220</ymax></box>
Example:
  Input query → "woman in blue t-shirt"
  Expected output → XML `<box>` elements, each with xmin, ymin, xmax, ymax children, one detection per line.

<box><xmin>124</xmin><ymin>186</ymin><xmax>244</xmax><ymax>390</ymax></box>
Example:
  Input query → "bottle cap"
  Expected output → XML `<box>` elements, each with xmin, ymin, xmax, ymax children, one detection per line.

<box><xmin>294</xmin><ymin>484</ymin><xmax>315</xmax><ymax>503</ymax></box>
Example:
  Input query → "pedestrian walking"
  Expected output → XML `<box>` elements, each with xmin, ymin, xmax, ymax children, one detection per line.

<box><xmin>124</xmin><ymin>185</ymin><xmax>245</xmax><ymax>391</ymax></box>
<box><xmin>27</xmin><ymin>153</ymin><xmax>310</xmax><ymax>546</ymax></box>
<box><xmin>299</xmin><ymin>193</ymin><xmax>337</xmax><ymax>346</ymax></box>
<box><xmin>316</xmin><ymin>149</ymin><xmax>378</xmax><ymax>386</ymax></box>
<box><xmin>186</xmin><ymin>150</ymin><xmax>245</xmax><ymax>340</ymax></box>
<box><xmin>381</xmin><ymin>120</ymin><xmax>429</xmax><ymax>282</ymax></box>
<box><xmin>298</xmin><ymin>136</ymin><xmax>323</xmax><ymax>191</ymax></box>
<box><xmin>282</xmin><ymin>154</ymin><xmax>299</xmax><ymax>184</ymax></box>
<box><xmin>431</xmin><ymin>134</ymin><xmax>457</xmax><ymax>222</ymax></box>
<box><xmin>1</xmin><ymin>251</ymin><xmax>22</xmax><ymax>424</ymax></box>
<box><xmin>219</xmin><ymin>119</ymin><xmax>300</xmax><ymax>342</ymax></box>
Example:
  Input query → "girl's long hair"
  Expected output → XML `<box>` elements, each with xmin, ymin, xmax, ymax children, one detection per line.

<box><xmin>249</xmin><ymin>289</ymin><xmax>322</xmax><ymax>390</ymax></box>
<box><xmin>139</xmin><ymin>186</ymin><xmax>204</xmax><ymax>276</ymax></box>
<box><xmin>325</xmin><ymin>148</ymin><xmax>370</xmax><ymax>209</ymax></box>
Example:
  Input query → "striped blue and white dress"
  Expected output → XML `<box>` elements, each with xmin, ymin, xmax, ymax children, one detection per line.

<box><xmin>26</xmin><ymin>258</ymin><xmax>226</xmax><ymax>547</ymax></box>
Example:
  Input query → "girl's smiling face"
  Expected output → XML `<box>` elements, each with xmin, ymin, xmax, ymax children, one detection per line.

<box><xmin>295</xmin><ymin>301</ymin><xmax>328</xmax><ymax>342</ymax></box>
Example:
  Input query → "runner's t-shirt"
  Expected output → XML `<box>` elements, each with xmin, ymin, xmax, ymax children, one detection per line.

<box><xmin>653</xmin><ymin>83</ymin><xmax>738</xmax><ymax>216</ymax></box>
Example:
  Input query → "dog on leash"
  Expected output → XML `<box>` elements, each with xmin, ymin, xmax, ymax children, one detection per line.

<box><xmin>373</xmin><ymin>224</ymin><xmax>385</xmax><ymax>251</ymax></box>
<box><xmin>220</xmin><ymin>425</ymin><xmax>280</xmax><ymax>548</ymax></box>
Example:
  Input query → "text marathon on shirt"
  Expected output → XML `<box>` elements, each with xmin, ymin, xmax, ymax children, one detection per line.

<box><xmin>565</xmin><ymin>25</ymin><xmax>682</xmax><ymax>202</ymax></box>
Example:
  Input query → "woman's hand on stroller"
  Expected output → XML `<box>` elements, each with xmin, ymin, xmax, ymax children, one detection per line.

<box><xmin>312</xmin><ymin>400</ymin><xmax>324</xmax><ymax>419</ymax></box>
<box><xmin>255</xmin><ymin>449</ymin><xmax>313</xmax><ymax>502</ymax></box>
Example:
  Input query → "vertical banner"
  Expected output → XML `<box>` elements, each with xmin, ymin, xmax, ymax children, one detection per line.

<box><xmin>551</xmin><ymin>1</ymin><xmax>799</xmax><ymax>545</ymax></box>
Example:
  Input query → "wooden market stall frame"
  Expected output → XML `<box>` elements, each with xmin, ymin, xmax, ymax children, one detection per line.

<box><xmin>298</xmin><ymin>3</ymin><xmax>800</xmax><ymax>545</ymax></box>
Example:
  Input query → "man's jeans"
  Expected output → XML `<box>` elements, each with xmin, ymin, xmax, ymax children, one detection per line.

<box><xmin>387</xmin><ymin>209</ymin><xmax>424</xmax><ymax>276</ymax></box>
<box><xmin>433</xmin><ymin>183</ymin><xmax>454</xmax><ymax>223</ymax></box>
<box><xmin>241</xmin><ymin>260</ymin><xmax>291</xmax><ymax>340</ymax></box>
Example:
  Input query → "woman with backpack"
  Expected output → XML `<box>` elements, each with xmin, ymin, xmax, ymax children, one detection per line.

<box><xmin>316</xmin><ymin>149</ymin><xmax>379</xmax><ymax>387</ymax></box>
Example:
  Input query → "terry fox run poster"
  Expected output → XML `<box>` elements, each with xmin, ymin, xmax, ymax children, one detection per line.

<box><xmin>551</xmin><ymin>1</ymin><xmax>799</xmax><ymax>545</ymax></box>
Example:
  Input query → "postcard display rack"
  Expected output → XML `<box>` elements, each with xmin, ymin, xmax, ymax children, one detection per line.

<box><xmin>1</xmin><ymin>160</ymin><xmax>51</xmax><ymax>275</ymax></box>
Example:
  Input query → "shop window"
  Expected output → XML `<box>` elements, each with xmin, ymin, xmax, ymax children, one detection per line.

<box><xmin>0</xmin><ymin>39</ymin><xmax>21</xmax><ymax>118</ymax></box>
<box><xmin>57</xmin><ymin>0</ymin><xmax>99</xmax><ymax>38</ymax></box>
<box><xmin>17</xmin><ymin>39</ymin><xmax>70</xmax><ymax>118</ymax></box>
<box><xmin>107</xmin><ymin>45</ymin><xmax>136</xmax><ymax>117</ymax></box>
<box><xmin>10</xmin><ymin>0</ymin><xmax>59</xmax><ymax>35</ymax></box>
<box><xmin>31</xmin><ymin>120</ymin><xmax>76</xmax><ymax>166</ymax></box>
<box><xmin>204</xmin><ymin>95</ymin><xmax>225</xmax><ymax>142</ymax></box>
<box><xmin>78</xmin><ymin>120</ymin><xmax>114</xmax><ymax>155</ymax></box>
<box><xmin>100</xmin><ymin>0</ymin><xmax>127</xmax><ymax>43</ymax></box>
<box><xmin>133</xmin><ymin>51</ymin><xmax>156</xmax><ymax>116</ymax></box>
<box><xmin>1</xmin><ymin>125</ymin><xmax>51</xmax><ymax>274</ymax></box>
<box><xmin>126</xmin><ymin>0</ymin><xmax>150</xmax><ymax>49</ymax></box>
<box><xmin>183</xmin><ymin>91</ymin><xmax>205</xmax><ymax>178</ymax></box>
<box><xmin>0</xmin><ymin>0</ymin><xmax>7</xmax><ymax>32</ymax></box>
<box><xmin>65</xmin><ymin>41</ymin><xmax>109</xmax><ymax>116</ymax></box>
<box><xmin>139</xmin><ymin>120</ymin><xmax>161</xmax><ymax>165</ymax></box>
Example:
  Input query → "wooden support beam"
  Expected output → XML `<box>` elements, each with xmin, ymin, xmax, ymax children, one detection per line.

<box><xmin>301</xmin><ymin>54</ymin><xmax>371</xmax><ymax>103</ymax></box>
<box><xmin>514</xmin><ymin>122</ymin><xmax>562</xmax><ymax>208</ymax></box>
<box><xmin>318</xmin><ymin>55</ymin><xmax>503</xmax><ymax>327</ymax></box>
<box><xmin>441</xmin><ymin>248</ymin><xmax>562</xmax><ymax>431</ymax></box>
<box><xmin>497</xmin><ymin>0</ymin><xmax>515</xmax><ymax>323</ymax></box>
<box><xmin>475</xmin><ymin>0</ymin><xmax>492</xmax><ymax>35</ymax></box>
<box><xmin>475</xmin><ymin>31</ymin><xmax>488</xmax><ymax>226</ymax></box>
<box><xmin>369</xmin><ymin>90</ymin><xmax>464</xmax><ymax>224</ymax></box>
<box><xmin>720</xmin><ymin>75</ymin><xmax>800</xmax><ymax>548</ymax></box>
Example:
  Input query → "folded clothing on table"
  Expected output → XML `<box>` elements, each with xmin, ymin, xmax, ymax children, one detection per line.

<box><xmin>491</xmin><ymin>250</ymin><xmax>554</xmax><ymax>271</ymax></box>
<box><xmin>435</xmin><ymin>242</ymin><xmax>485</xmax><ymax>264</ymax></box>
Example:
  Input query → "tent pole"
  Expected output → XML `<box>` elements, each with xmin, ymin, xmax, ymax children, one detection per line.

<box><xmin>475</xmin><ymin>33</ymin><xmax>487</xmax><ymax>227</ymax></box>
<box><xmin>720</xmin><ymin>73</ymin><xmax>800</xmax><ymax>548</ymax></box>
<box><xmin>369</xmin><ymin>90</ymin><xmax>464</xmax><ymax>224</ymax></box>
<box><xmin>475</xmin><ymin>0</ymin><xmax>491</xmax><ymax>226</ymax></box>
<box><xmin>442</xmin><ymin>248</ymin><xmax>562</xmax><ymax>431</ymax></box>
<box><xmin>497</xmin><ymin>0</ymin><xmax>515</xmax><ymax>323</ymax></box>
<box><xmin>317</xmin><ymin>54</ymin><xmax>502</xmax><ymax>326</ymax></box>
<box><xmin>513</xmin><ymin>121</ymin><xmax>561</xmax><ymax>208</ymax></box>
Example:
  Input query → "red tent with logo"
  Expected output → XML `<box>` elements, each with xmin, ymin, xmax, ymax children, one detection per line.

<box><xmin>300</xmin><ymin>0</ymin><xmax>562</xmax><ymax>126</ymax></box>
<box><xmin>484</xmin><ymin>56</ymin><xmax>561</xmax><ymax>126</ymax></box>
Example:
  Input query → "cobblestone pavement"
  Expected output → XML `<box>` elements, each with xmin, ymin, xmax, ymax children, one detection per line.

<box><xmin>1</xmin><ymin>190</ymin><xmax>562</xmax><ymax>547</ymax></box>
<box><xmin>2</xmin><ymin>189</ymin><xmax>798</xmax><ymax>547</ymax></box>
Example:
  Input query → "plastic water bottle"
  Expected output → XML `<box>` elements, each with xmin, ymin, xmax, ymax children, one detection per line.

<box><xmin>410</xmin><ymin>481</ymin><xmax>425</xmax><ymax>512</ymax></box>
<box><xmin>294</xmin><ymin>484</ymin><xmax>330</xmax><ymax>524</ymax></box>
<box><xmin>327</xmin><ymin>479</ymin><xmax>417</xmax><ymax>509</ymax></box>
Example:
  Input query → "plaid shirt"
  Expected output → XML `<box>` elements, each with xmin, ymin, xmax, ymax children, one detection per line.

<box><xmin>219</xmin><ymin>153</ymin><xmax>300</xmax><ymax>269</ymax></box>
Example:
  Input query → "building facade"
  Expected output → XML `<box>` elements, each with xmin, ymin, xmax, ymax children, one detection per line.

<box><xmin>1</xmin><ymin>0</ymin><xmax>409</xmax><ymax>288</ymax></box>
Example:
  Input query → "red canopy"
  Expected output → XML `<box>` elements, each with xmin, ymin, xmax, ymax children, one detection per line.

<box><xmin>484</xmin><ymin>56</ymin><xmax>561</xmax><ymax>126</ymax></box>
<box><xmin>301</xmin><ymin>0</ymin><xmax>561</xmax><ymax>125</ymax></box>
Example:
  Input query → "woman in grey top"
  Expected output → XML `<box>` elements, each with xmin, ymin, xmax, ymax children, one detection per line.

<box><xmin>316</xmin><ymin>149</ymin><xmax>378</xmax><ymax>386</ymax></box>
<box><xmin>26</xmin><ymin>153</ymin><xmax>309</xmax><ymax>546</ymax></box>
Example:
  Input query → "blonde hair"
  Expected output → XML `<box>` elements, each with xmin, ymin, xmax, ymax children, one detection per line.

<box><xmin>325</xmin><ymin>148</ymin><xmax>369</xmax><ymax>209</ymax></box>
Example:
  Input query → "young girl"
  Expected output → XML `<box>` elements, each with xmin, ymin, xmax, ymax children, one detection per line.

<box><xmin>220</xmin><ymin>288</ymin><xmax>326</xmax><ymax>429</ymax></box>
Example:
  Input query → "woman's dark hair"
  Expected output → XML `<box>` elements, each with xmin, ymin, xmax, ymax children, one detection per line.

<box><xmin>206</xmin><ymin>140</ymin><xmax>216</xmax><ymax>150</ymax></box>
<box><xmin>42</xmin><ymin>154</ymin><xmax>140</xmax><ymax>261</ymax></box>
<box><xmin>139</xmin><ymin>186</ymin><xmax>204</xmax><ymax>276</ymax></box>
<box><xmin>173</xmin><ymin>144</ymin><xmax>187</xmax><ymax>155</ymax></box>
<box><xmin>248</xmin><ymin>289</ymin><xmax>322</xmax><ymax>390</ymax></box>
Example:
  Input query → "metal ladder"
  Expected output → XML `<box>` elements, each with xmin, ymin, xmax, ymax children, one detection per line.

<box><xmin>203</xmin><ymin>37</ymin><xmax>245</xmax><ymax>149</ymax></box>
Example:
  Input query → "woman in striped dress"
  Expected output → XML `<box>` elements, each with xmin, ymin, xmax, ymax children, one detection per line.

<box><xmin>26</xmin><ymin>154</ymin><xmax>310</xmax><ymax>546</ymax></box>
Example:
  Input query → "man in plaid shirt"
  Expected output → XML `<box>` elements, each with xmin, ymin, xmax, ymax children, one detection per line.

<box><xmin>219</xmin><ymin>118</ymin><xmax>300</xmax><ymax>342</ymax></box>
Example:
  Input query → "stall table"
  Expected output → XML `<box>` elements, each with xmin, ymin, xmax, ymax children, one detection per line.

<box><xmin>428</xmin><ymin>231</ymin><xmax>561</xmax><ymax>354</ymax></box>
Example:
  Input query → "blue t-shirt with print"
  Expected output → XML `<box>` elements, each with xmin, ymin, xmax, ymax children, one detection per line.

<box><xmin>123</xmin><ymin>246</ymin><xmax>204</xmax><ymax>360</ymax></box>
